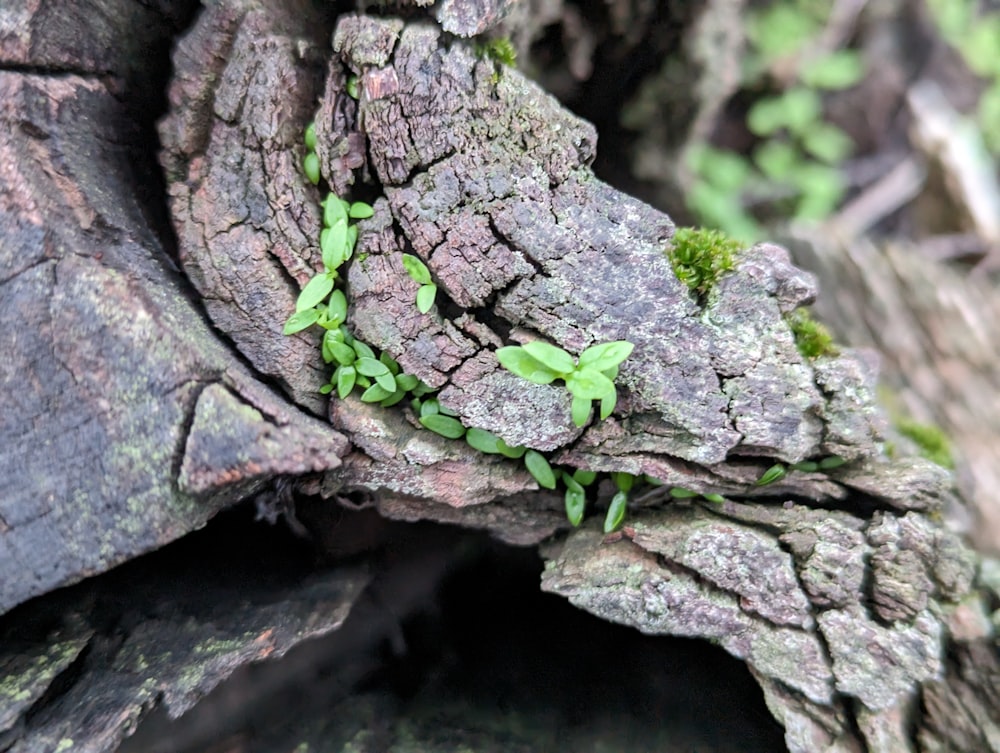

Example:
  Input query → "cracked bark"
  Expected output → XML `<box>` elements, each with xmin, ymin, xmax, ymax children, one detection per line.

<box><xmin>0</xmin><ymin>1</ymin><xmax>997</xmax><ymax>752</ymax></box>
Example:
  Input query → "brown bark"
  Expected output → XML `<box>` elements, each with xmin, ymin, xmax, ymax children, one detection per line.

<box><xmin>0</xmin><ymin>1</ymin><xmax>997</xmax><ymax>752</ymax></box>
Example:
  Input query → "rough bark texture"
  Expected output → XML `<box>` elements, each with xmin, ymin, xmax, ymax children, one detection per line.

<box><xmin>1</xmin><ymin>0</ymin><xmax>997</xmax><ymax>751</ymax></box>
<box><xmin>0</xmin><ymin>1</ymin><xmax>349</xmax><ymax>613</ymax></box>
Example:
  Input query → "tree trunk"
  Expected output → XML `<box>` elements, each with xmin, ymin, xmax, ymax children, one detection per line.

<box><xmin>1</xmin><ymin>1</ymin><xmax>997</xmax><ymax>752</ymax></box>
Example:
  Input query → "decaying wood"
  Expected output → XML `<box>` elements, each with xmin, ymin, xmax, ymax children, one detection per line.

<box><xmin>0</xmin><ymin>0</ymin><xmax>349</xmax><ymax>615</ymax></box>
<box><xmin>0</xmin><ymin>0</ymin><xmax>997</xmax><ymax>751</ymax></box>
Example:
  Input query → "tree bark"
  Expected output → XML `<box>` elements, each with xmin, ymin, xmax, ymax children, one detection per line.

<box><xmin>0</xmin><ymin>1</ymin><xmax>997</xmax><ymax>752</ymax></box>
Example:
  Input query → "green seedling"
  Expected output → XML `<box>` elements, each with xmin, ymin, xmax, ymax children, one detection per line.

<box><xmin>603</xmin><ymin>490</ymin><xmax>628</xmax><ymax>533</ymax></box>
<box><xmin>524</xmin><ymin>449</ymin><xmax>557</xmax><ymax>489</ymax></box>
<box><xmin>402</xmin><ymin>254</ymin><xmax>438</xmax><ymax>313</ymax></box>
<box><xmin>756</xmin><ymin>464</ymin><xmax>787</xmax><ymax>486</ymax></box>
<box><xmin>496</xmin><ymin>340</ymin><xmax>634</xmax><ymax>427</ymax></box>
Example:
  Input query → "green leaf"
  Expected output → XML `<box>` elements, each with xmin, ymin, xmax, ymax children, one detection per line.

<box><xmin>296</xmin><ymin>274</ymin><xmax>334</xmax><ymax>312</ymax></box>
<box><xmin>466</xmin><ymin>427</ymin><xmax>504</xmax><ymax>454</ymax></box>
<box><xmin>337</xmin><ymin>365</ymin><xmax>356</xmax><ymax>399</ymax></box>
<box><xmin>355</xmin><ymin>375</ymin><xmax>371</xmax><ymax>389</ymax></box>
<box><xmin>395</xmin><ymin>373</ymin><xmax>419</xmax><ymax>392</ymax></box>
<box><xmin>599</xmin><ymin>388</ymin><xmax>617</xmax><ymax>420</ymax></box>
<box><xmin>703</xmin><ymin>493</ymin><xmax>725</xmax><ymax>504</ymax></box>
<box><xmin>603</xmin><ymin>490</ymin><xmax>628</xmax><ymax>533</ymax></box>
<box><xmin>748</xmin><ymin>88</ymin><xmax>821</xmax><ymax>137</ymax></box>
<box><xmin>355</xmin><ymin>357</ymin><xmax>391</xmax><ymax>378</ymax></box>
<box><xmin>319</xmin><ymin>383</ymin><xmax>333</xmax><ymax>395</ymax></box>
<box><xmin>818</xmin><ymin>455</ymin><xmax>846</xmax><ymax>470</ymax></box>
<box><xmin>360</xmin><ymin>383</ymin><xmax>393</xmax><ymax>402</ymax></box>
<box><xmin>756</xmin><ymin>464</ymin><xmax>787</xmax><ymax>486</ymax></box>
<box><xmin>327</xmin><ymin>341</ymin><xmax>356</xmax><ymax>366</ymax></box>
<box><xmin>323</xmin><ymin>193</ymin><xmax>347</xmax><ymax>227</ymax></box>
<box><xmin>303</xmin><ymin>152</ymin><xmax>320</xmax><ymax>185</ymax></box>
<box><xmin>346</xmin><ymin>74</ymin><xmax>360</xmax><ymax>100</ymax></box>
<box><xmin>611</xmin><ymin>472</ymin><xmax>635</xmax><ymax>493</ymax></box>
<box><xmin>561</xmin><ymin>472</ymin><xmax>584</xmax><ymax>494</ymax></box>
<box><xmin>402</xmin><ymin>254</ymin><xmax>432</xmax><ymax>284</ymax></box>
<box><xmin>753</xmin><ymin>140</ymin><xmax>798</xmax><ymax>180</ymax></box>
<box><xmin>437</xmin><ymin>402</ymin><xmax>459</xmax><ymax>417</ymax></box>
<box><xmin>419</xmin><ymin>413</ymin><xmax>467</xmax><ymax>439</ymax></box>
<box><xmin>283</xmin><ymin>307</ymin><xmax>321</xmax><ymax>335</ymax></box>
<box><xmin>411</xmin><ymin>380</ymin><xmax>435</xmax><ymax>397</ymax></box>
<box><xmin>686</xmin><ymin>144</ymin><xmax>752</xmax><ymax>192</ymax></box>
<box><xmin>420</xmin><ymin>399</ymin><xmax>440</xmax><ymax>417</ymax></box>
<box><xmin>379</xmin><ymin>390</ymin><xmax>406</xmax><ymax>408</ymax></box>
<box><xmin>799</xmin><ymin>50</ymin><xmax>865</xmax><ymax>90</ymax></box>
<box><xmin>801</xmin><ymin>123</ymin><xmax>854</xmax><ymax>164</ymax></box>
<box><xmin>304</xmin><ymin>122</ymin><xmax>317</xmax><ymax>150</ymax></box>
<box><xmin>565</xmin><ymin>485</ymin><xmax>586</xmax><ymax>527</ymax></box>
<box><xmin>799</xmin><ymin>50</ymin><xmax>865</xmax><ymax>89</ymax></box>
<box><xmin>377</xmin><ymin>352</ymin><xmax>399</xmax><ymax>374</ymax></box>
<box><xmin>326</xmin><ymin>289</ymin><xmax>348</xmax><ymax>325</ymax></box>
<box><xmin>351</xmin><ymin>339</ymin><xmax>375</xmax><ymax>361</ymax></box>
<box><xmin>496</xmin><ymin>346</ymin><xmax>559</xmax><ymax>385</ymax></box>
<box><xmin>578</xmin><ymin>341</ymin><xmax>633</xmax><ymax>372</ymax></box>
<box><xmin>496</xmin><ymin>438</ymin><xmax>527</xmax><ymax>459</ymax></box>
<box><xmin>374</xmin><ymin>371</ymin><xmax>397</xmax><ymax>393</ymax></box>
<box><xmin>572</xmin><ymin>469</ymin><xmax>597</xmax><ymax>486</ymax></box>
<box><xmin>565</xmin><ymin>367</ymin><xmax>615</xmax><ymax>401</ymax></box>
<box><xmin>321</xmin><ymin>219</ymin><xmax>349</xmax><ymax>271</ymax></box>
<box><xmin>524</xmin><ymin>450</ymin><xmax>556</xmax><ymax>489</ymax></box>
<box><xmin>346</xmin><ymin>224</ymin><xmax>358</xmax><ymax>258</ymax></box>
<box><xmin>521</xmin><ymin>341</ymin><xmax>575</xmax><ymax>375</ymax></box>
<box><xmin>669</xmin><ymin>487</ymin><xmax>699</xmax><ymax>498</ymax></box>
<box><xmin>349</xmin><ymin>201</ymin><xmax>374</xmax><ymax>219</ymax></box>
<box><xmin>416</xmin><ymin>284</ymin><xmax>437</xmax><ymax>314</ymax></box>
<box><xmin>571</xmin><ymin>394</ymin><xmax>591</xmax><ymax>427</ymax></box>
<box><xmin>790</xmin><ymin>460</ymin><xmax>819</xmax><ymax>472</ymax></box>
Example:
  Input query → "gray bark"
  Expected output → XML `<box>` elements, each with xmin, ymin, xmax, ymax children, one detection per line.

<box><xmin>0</xmin><ymin>1</ymin><xmax>996</xmax><ymax>751</ymax></box>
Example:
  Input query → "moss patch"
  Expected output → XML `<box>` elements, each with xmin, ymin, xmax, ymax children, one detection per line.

<box><xmin>786</xmin><ymin>308</ymin><xmax>837</xmax><ymax>358</ymax></box>
<box><xmin>896</xmin><ymin>418</ymin><xmax>954</xmax><ymax>469</ymax></box>
<box><xmin>665</xmin><ymin>227</ymin><xmax>739</xmax><ymax>298</ymax></box>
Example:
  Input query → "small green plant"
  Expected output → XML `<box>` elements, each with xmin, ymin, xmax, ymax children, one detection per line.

<box><xmin>666</xmin><ymin>227</ymin><xmax>740</xmax><ymax>297</ymax></box>
<box><xmin>786</xmin><ymin>308</ymin><xmax>837</xmax><ymax>359</ymax></box>
<box><xmin>496</xmin><ymin>340</ymin><xmax>634</xmax><ymax>427</ymax></box>
<box><xmin>755</xmin><ymin>455</ymin><xmax>846</xmax><ymax>485</ymax></box>
<box><xmin>896</xmin><ymin>419</ymin><xmax>954</xmax><ymax>469</ymax></box>
<box><xmin>926</xmin><ymin>0</ymin><xmax>1000</xmax><ymax>154</ymax></box>
<box><xmin>401</xmin><ymin>254</ymin><xmax>438</xmax><ymax>314</ymax></box>
<box><xmin>685</xmin><ymin>0</ymin><xmax>864</xmax><ymax>237</ymax></box>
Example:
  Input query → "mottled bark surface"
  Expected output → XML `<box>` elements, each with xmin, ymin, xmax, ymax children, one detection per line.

<box><xmin>0</xmin><ymin>0</ymin><xmax>997</xmax><ymax>751</ymax></box>
<box><xmin>0</xmin><ymin>0</ymin><xmax>350</xmax><ymax>616</ymax></box>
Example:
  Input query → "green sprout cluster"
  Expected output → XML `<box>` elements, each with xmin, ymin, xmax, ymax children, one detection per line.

<box><xmin>496</xmin><ymin>340</ymin><xmax>634</xmax><ymax>427</ymax></box>
<box><xmin>666</xmin><ymin>227</ymin><xmax>739</xmax><ymax>298</ymax></box>
<box><xmin>686</xmin><ymin>0</ymin><xmax>865</xmax><ymax>238</ymax></box>
<box><xmin>786</xmin><ymin>308</ymin><xmax>837</xmax><ymax>359</ymax></box>
<box><xmin>475</xmin><ymin>36</ymin><xmax>517</xmax><ymax>69</ymax></box>
<box><xmin>401</xmin><ymin>254</ymin><xmax>438</xmax><ymax>314</ymax></box>
<box><xmin>927</xmin><ymin>0</ymin><xmax>1000</xmax><ymax>155</ymax></box>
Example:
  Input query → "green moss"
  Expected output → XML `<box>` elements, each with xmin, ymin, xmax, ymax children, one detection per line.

<box><xmin>896</xmin><ymin>418</ymin><xmax>954</xmax><ymax>469</ymax></box>
<box><xmin>665</xmin><ymin>227</ymin><xmax>739</xmax><ymax>297</ymax></box>
<box><xmin>476</xmin><ymin>37</ymin><xmax>517</xmax><ymax>68</ymax></box>
<box><xmin>786</xmin><ymin>308</ymin><xmax>837</xmax><ymax>358</ymax></box>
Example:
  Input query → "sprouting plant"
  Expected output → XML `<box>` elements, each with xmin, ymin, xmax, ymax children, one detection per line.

<box><xmin>401</xmin><ymin>254</ymin><xmax>438</xmax><ymax>314</ymax></box>
<box><xmin>896</xmin><ymin>419</ymin><xmax>954</xmax><ymax>469</ymax></box>
<box><xmin>926</xmin><ymin>0</ymin><xmax>1000</xmax><ymax>154</ymax></box>
<box><xmin>685</xmin><ymin>0</ymin><xmax>865</xmax><ymax>237</ymax></box>
<box><xmin>755</xmin><ymin>455</ymin><xmax>846</xmax><ymax>485</ymax></box>
<box><xmin>786</xmin><ymin>308</ymin><xmax>837</xmax><ymax>359</ymax></box>
<box><xmin>496</xmin><ymin>340</ymin><xmax>634</xmax><ymax>427</ymax></box>
<box><xmin>666</xmin><ymin>227</ymin><xmax>740</xmax><ymax>297</ymax></box>
<box><xmin>283</xmin><ymin>191</ymin><xmax>372</xmax><ymax>336</ymax></box>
